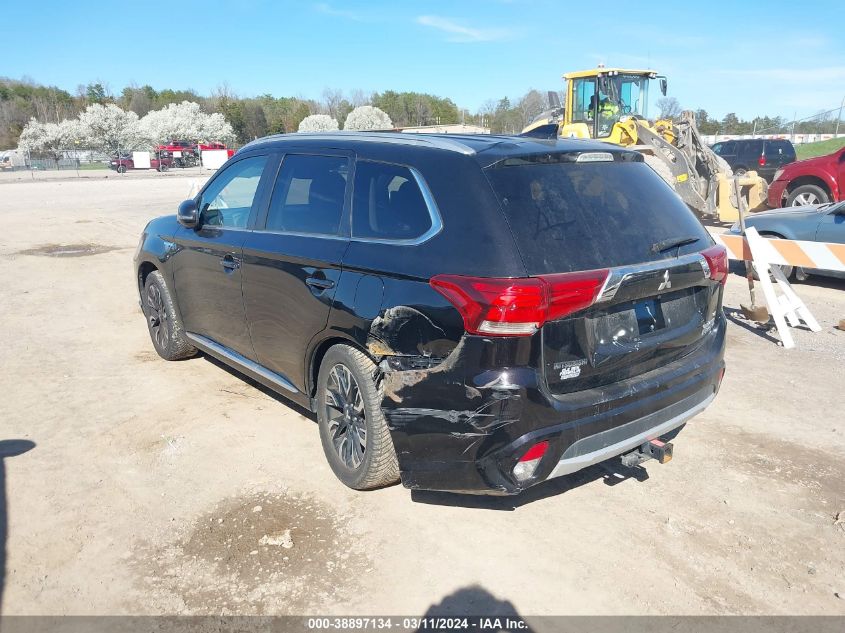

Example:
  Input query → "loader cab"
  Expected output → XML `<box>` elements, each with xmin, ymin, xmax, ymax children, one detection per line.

<box><xmin>566</xmin><ymin>69</ymin><xmax>665</xmax><ymax>139</ymax></box>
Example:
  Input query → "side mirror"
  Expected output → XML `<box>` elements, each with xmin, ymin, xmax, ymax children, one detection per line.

<box><xmin>177</xmin><ymin>199</ymin><xmax>199</xmax><ymax>228</ymax></box>
<box><xmin>660</xmin><ymin>78</ymin><xmax>668</xmax><ymax>96</ymax></box>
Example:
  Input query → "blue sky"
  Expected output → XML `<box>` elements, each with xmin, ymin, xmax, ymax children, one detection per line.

<box><xmin>2</xmin><ymin>0</ymin><xmax>843</xmax><ymax>121</ymax></box>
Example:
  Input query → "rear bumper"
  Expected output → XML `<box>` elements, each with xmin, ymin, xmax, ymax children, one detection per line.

<box><xmin>767</xmin><ymin>178</ymin><xmax>788</xmax><ymax>207</ymax></box>
<box><xmin>381</xmin><ymin>314</ymin><xmax>726</xmax><ymax>495</ymax></box>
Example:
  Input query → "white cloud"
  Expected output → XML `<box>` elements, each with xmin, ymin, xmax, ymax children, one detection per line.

<box><xmin>314</xmin><ymin>2</ymin><xmax>365</xmax><ymax>21</ymax></box>
<box><xmin>416</xmin><ymin>15</ymin><xmax>515</xmax><ymax>43</ymax></box>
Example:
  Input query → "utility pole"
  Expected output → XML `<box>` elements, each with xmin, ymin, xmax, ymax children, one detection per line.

<box><xmin>836</xmin><ymin>95</ymin><xmax>845</xmax><ymax>138</ymax></box>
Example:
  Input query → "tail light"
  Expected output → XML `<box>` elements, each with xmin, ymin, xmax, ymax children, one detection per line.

<box><xmin>513</xmin><ymin>441</ymin><xmax>549</xmax><ymax>482</ymax></box>
<box><xmin>758</xmin><ymin>155</ymin><xmax>766</xmax><ymax>167</ymax></box>
<box><xmin>430</xmin><ymin>269</ymin><xmax>609</xmax><ymax>336</ymax></box>
<box><xmin>702</xmin><ymin>245</ymin><xmax>729</xmax><ymax>285</ymax></box>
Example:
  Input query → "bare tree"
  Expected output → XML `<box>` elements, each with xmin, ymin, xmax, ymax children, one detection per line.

<box><xmin>657</xmin><ymin>97</ymin><xmax>682</xmax><ymax>120</ymax></box>
<box><xmin>516</xmin><ymin>89</ymin><xmax>547</xmax><ymax>129</ymax></box>
<box><xmin>349</xmin><ymin>89</ymin><xmax>371</xmax><ymax>107</ymax></box>
<box><xmin>321</xmin><ymin>88</ymin><xmax>344</xmax><ymax>119</ymax></box>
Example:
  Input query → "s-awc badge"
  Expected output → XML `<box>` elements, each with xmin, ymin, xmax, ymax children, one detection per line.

<box><xmin>555</xmin><ymin>358</ymin><xmax>587</xmax><ymax>380</ymax></box>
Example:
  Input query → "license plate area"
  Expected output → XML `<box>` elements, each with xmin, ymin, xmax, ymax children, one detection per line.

<box><xmin>634</xmin><ymin>298</ymin><xmax>666</xmax><ymax>335</ymax></box>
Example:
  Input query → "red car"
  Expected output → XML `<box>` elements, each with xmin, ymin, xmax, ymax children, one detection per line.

<box><xmin>109</xmin><ymin>153</ymin><xmax>173</xmax><ymax>173</ymax></box>
<box><xmin>767</xmin><ymin>145</ymin><xmax>845</xmax><ymax>208</ymax></box>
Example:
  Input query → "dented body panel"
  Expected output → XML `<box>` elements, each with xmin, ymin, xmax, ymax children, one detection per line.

<box><xmin>381</xmin><ymin>315</ymin><xmax>725</xmax><ymax>494</ymax></box>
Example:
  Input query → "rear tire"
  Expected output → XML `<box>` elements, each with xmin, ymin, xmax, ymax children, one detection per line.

<box><xmin>142</xmin><ymin>270</ymin><xmax>196</xmax><ymax>360</ymax></box>
<box><xmin>643</xmin><ymin>153</ymin><xmax>675</xmax><ymax>190</ymax></box>
<box><xmin>117</xmin><ymin>165</ymin><xmax>126</xmax><ymax>174</ymax></box>
<box><xmin>316</xmin><ymin>345</ymin><xmax>399</xmax><ymax>490</ymax></box>
<box><xmin>786</xmin><ymin>184</ymin><xmax>828</xmax><ymax>207</ymax></box>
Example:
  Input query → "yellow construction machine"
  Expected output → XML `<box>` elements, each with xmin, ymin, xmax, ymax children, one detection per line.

<box><xmin>522</xmin><ymin>67</ymin><xmax>767</xmax><ymax>222</ymax></box>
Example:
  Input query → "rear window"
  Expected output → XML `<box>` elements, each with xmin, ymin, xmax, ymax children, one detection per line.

<box><xmin>485</xmin><ymin>159</ymin><xmax>711</xmax><ymax>274</ymax></box>
<box><xmin>766</xmin><ymin>140</ymin><xmax>795</xmax><ymax>158</ymax></box>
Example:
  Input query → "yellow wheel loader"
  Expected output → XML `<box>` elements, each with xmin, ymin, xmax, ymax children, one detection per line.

<box><xmin>522</xmin><ymin>67</ymin><xmax>767</xmax><ymax>222</ymax></box>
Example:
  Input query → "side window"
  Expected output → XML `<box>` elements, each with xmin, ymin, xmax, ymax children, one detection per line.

<box><xmin>352</xmin><ymin>161</ymin><xmax>433</xmax><ymax>241</ymax></box>
<box><xmin>721</xmin><ymin>141</ymin><xmax>736</xmax><ymax>155</ymax></box>
<box><xmin>711</xmin><ymin>143</ymin><xmax>723</xmax><ymax>155</ymax></box>
<box><xmin>265</xmin><ymin>155</ymin><xmax>349</xmax><ymax>236</ymax></box>
<box><xmin>746</xmin><ymin>140</ymin><xmax>763</xmax><ymax>158</ymax></box>
<box><xmin>199</xmin><ymin>155</ymin><xmax>268</xmax><ymax>228</ymax></box>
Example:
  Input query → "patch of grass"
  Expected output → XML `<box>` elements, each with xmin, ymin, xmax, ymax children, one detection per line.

<box><xmin>77</xmin><ymin>162</ymin><xmax>108</xmax><ymax>170</ymax></box>
<box><xmin>795</xmin><ymin>137</ymin><xmax>845</xmax><ymax>160</ymax></box>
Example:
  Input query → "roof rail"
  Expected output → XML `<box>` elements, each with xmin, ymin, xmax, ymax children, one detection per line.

<box><xmin>247</xmin><ymin>131</ymin><xmax>477</xmax><ymax>155</ymax></box>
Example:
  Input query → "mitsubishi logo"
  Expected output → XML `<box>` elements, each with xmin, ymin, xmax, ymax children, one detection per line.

<box><xmin>658</xmin><ymin>269</ymin><xmax>672</xmax><ymax>291</ymax></box>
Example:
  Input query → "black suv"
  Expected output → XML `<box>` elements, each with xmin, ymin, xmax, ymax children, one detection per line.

<box><xmin>711</xmin><ymin>138</ymin><xmax>796</xmax><ymax>182</ymax></box>
<box><xmin>134</xmin><ymin>132</ymin><xmax>727</xmax><ymax>495</ymax></box>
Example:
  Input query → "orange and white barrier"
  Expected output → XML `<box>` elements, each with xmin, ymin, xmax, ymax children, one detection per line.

<box><xmin>710</xmin><ymin>228</ymin><xmax>824</xmax><ymax>349</ymax></box>
<box><xmin>711</xmin><ymin>232</ymin><xmax>845</xmax><ymax>271</ymax></box>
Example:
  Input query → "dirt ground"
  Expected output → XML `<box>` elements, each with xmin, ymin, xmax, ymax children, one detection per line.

<box><xmin>0</xmin><ymin>175</ymin><xmax>843</xmax><ymax>617</ymax></box>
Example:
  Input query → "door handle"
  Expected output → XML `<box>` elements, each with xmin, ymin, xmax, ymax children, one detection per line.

<box><xmin>221</xmin><ymin>255</ymin><xmax>241</xmax><ymax>271</ymax></box>
<box><xmin>305</xmin><ymin>277</ymin><xmax>335</xmax><ymax>290</ymax></box>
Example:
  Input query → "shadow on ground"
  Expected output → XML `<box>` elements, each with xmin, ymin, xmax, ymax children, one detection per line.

<box><xmin>0</xmin><ymin>439</ymin><xmax>36</xmax><ymax>614</ymax></box>
<box><xmin>416</xmin><ymin>584</ymin><xmax>534</xmax><ymax>630</ymax></box>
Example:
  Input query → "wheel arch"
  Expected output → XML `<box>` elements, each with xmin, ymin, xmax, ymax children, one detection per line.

<box><xmin>786</xmin><ymin>175</ymin><xmax>832</xmax><ymax>197</ymax></box>
<box><xmin>137</xmin><ymin>260</ymin><xmax>158</xmax><ymax>294</ymax></box>
<box><xmin>307</xmin><ymin>333</ymin><xmax>377</xmax><ymax>399</ymax></box>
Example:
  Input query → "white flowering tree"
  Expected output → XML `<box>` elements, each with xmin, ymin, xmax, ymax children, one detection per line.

<box><xmin>139</xmin><ymin>101</ymin><xmax>235</xmax><ymax>147</ymax></box>
<box><xmin>77</xmin><ymin>103</ymin><xmax>144</xmax><ymax>155</ymax></box>
<box><xmin>18</xmin><ymin>118</ymin><xmax>85</xmax><ymax>162</ymax></box>
<box><xmin>298</xmin><ymin>114</ymin><xmax>340</xmax><ymax>132</ymax></box>
<box><xmin>343</xmin><ymin>106</ymin><xmax>393</xmax><ymax>131</ymax></box>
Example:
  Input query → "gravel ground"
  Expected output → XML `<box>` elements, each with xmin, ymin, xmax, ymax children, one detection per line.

<box><xmin>0</xmin><ymin>176</ymin><xmax>843</xmax><ymax>617</ymax></box>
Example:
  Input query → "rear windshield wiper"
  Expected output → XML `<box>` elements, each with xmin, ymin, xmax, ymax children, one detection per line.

<box><xmin>650</xmin><ymin>235</ymin><xmax>701</xmax><ymax>254</ymax></box>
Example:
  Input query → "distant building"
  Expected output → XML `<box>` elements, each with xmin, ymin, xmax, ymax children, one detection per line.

<box><xmin>398</xmin><ymin>124</ymin><xmax>490</xmax><ymax>135</ymax></box>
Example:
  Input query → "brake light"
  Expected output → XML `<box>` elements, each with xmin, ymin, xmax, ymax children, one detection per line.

<box><xmin>702</xmin><ymin>245</ymin><xmax>729</xmax><ymax>285</ymax></box>
<box><xmin>430</xmin><ymin>269</ymin><xmax>609</xmax><ymax>336</ymax></box>
<box><xmin>758</xmin><ymin>155</ymin><xmax>766</xmax><ymax>167</ymax></box>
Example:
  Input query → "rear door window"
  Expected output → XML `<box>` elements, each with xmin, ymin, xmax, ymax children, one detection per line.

<box><xmin>741</xmin><ymin>140</ymin><xmax>763</xmax><ymax>161</ymax></box>
<box><xmin>265</xmin><ymin>154</ymin><xmax>349</xmax><ymax>236</ymax></box>
<box><xmin>485</xmin><ymin>156</ymin><xmax>711</xmax><ymax>274</ymax></box>
<box><xmin>352</xmin><ymin>161</ymin><xmax>434</xmax><ymax>241</ymax></box>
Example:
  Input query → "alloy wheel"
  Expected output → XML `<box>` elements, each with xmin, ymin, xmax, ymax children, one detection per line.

<box><xmin>146</xmin><ymin>283</ymin><xmax>169</xmax><ymax>349</ymax></box>
<box><xmin>325</xmin><ymin>363</ymin><xmax>367</xmax><ymax>469</ymax></box>
<box><xmin>792</xmin><ymin>192</ymin><xmax>820</xmax><ymax>206</ymax></box>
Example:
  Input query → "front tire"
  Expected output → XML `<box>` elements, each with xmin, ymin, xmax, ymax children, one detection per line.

<box><xmin>116</xmin><ymin>165</ymin><xmax>126</xmax><ymax>174</ymax></box>
<box><xmin>142</xmin><ymin>270</ymin><xmax>196</xmax><ymax>360</ymax></box>
<box><xmin>316</xmin><ymin>345</ymin><xmax>399</xmax><ymax>490</ymax></box>
<box><xmin>787</xmin><ymin>184</ymin><xmax>828</xmax><ymax>207</ymax></box>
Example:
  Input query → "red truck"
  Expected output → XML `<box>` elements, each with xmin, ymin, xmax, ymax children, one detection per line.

<box><xmin>198</xmin><ymin>141</ymin><xmax>235</xmax><ymax>158</ymax></box>
<box><xmin>768</xmin><ymin>145</ymin><xmax>845</xmax><ymax>207</ymax></box>
<box><xmin>155</xmin><ymin>140</ymin><xmax>235</xmax><ymax>167</ymax></box>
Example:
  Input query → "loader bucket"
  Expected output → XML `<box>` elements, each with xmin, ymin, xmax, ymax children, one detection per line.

<box><xmin>714</xmin><ymin>171</ymin><xmax>768</xmax><ymax>223</ymax></box>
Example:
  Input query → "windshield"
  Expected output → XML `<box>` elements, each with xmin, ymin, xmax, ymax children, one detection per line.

<box><xmin>572</xmin><ymin>73</ymin><xmax>651</xmax><ymax>138</ymax></box>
